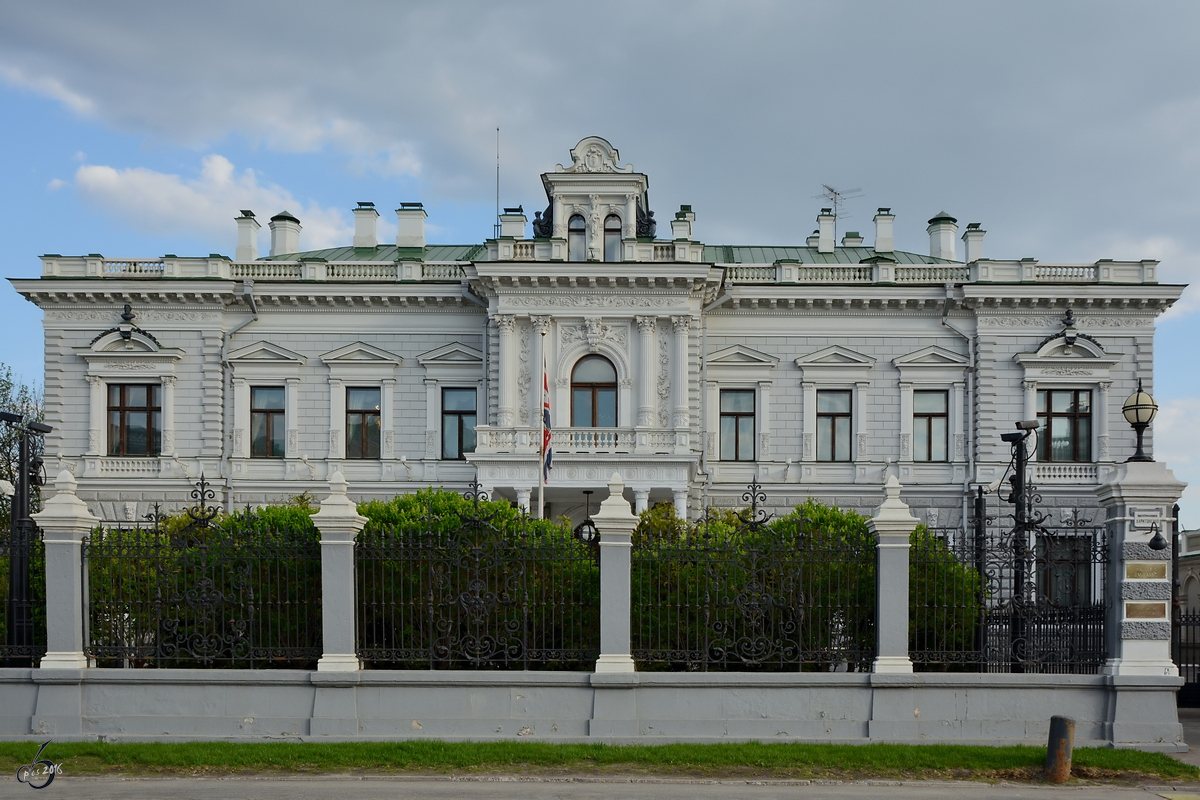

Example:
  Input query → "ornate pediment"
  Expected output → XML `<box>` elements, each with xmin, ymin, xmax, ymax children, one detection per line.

<box><xmin>417</xmin><ymin>342</ymin><xmax>483</xmax><ymax>367</ymax></box>
<box><xmin>555</xmin><ymin>136</ymin><xmax>634</xmax><ymax>174</ymax></box>
<box><xmin>893</xmin><ymin>346</ymin><xmax>968</xmax><ymax>367</ymax></box>
<box><xmin>319</xmin><ymin>341</ymin><xmax>403</xmax><ymax>365</ymax></box>
<box><xmin>228</xmin><ymin>341</ymin><xmax>306</xmax><ymax>363</ymax></box>
<box><xmin>707</xmin><ymin>344</ymin><xmax>779</xmax><ymax>367</ymax></box>
<box><xmin>795</xmin><ymin>346</ymin><xmax>875</xmax><ymax>367</ymax></box>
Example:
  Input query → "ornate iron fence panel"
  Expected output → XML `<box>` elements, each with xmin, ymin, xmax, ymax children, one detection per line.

<box><xmin>1175</xmin><ymin>612</ymin><xmax>1200</xmax><ymax>706</ymax></box>
<box><xmin>911</xmin><ymin>490</ymin><xmax>1108</xmax><ymax>674</ymax></box>
<box><xmin>82</xmin><ymin>479</ymin><xmax>322</xmax><ymax>668</ymax></box>
<box><xmin>0</xmin><ymin>523</ymin><xmax>47</xmax><ymax>665</ymax></box>
<box><xmin>355</xmin><ymin>485</ymin><xmax>600</xmax><ymax>669</ymax></box>
<box><xmin>631</xmin><ymin>483</ymin><xmax>877</xmax><ymax>672</ymax></box>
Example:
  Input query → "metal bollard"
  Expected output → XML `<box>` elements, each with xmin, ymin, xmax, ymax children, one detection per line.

<box><xmin>1044</xmin><ymin>715</ymin><xmax>1076</xmax><ymax>784</ymax></box>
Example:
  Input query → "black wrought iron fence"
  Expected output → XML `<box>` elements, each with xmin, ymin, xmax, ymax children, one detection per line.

<box><xmin>911</xmin><ymin>490</ymin><xmax>1108</xmax><ymax>674</ymax></box>
<box><xmin>631</xmin><ymin>483</ymin><xmax>877</xmax><ymax>672</ymax></box>
<box><xmin>83</xmin><ymin>478</ymin><xmax>322</xmax><ymax>668</ymax></box>
<box><xmin>0</xmin><ymin>524</ymin><xmax>47</xmax><ymax>665</ymax></box>
<box><xmin>1176</xmin><ymin>613</ymin><xmax>1200</xmax><ymax>706</ymax></box>
<box><xmin>355</xmin><ymin>485</ymin><xmax>600</xmax><ymax>669</ymax></box>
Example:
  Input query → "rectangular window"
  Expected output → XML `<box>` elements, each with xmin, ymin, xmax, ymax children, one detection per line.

<box><xmin>913</xmin><ymin>390</ymin><xmax>949</xmax><ymax>462</ymax></box>
<box><xmin>442</xmin><ymin>387</ymin><xmax>477</xmax><ymax>460</ymax></box>
<box><xmin>816</xmin><ymin>390</ymin><xmax>852</xmax><ymax>462</ymax></box>
<box><xmin>250</xmin><ymin>386</ymin><xmax>285</xmax><ymax>459</ymax></box>
<box><xmin>719</xmin><ymin>389</ymin><xmax>755</xmax><ymax>461</ymax></box>
<box><xmin>1037</xmin><ymin>389</ymin><xmax>1092</xmax><ymax>462</ymax></box>
<box><xmin>346</xmin><ymin>387</ymin><xmax>381</xmax><ymax>459</ymax></box>
<box><xmin>107</xmin><ymin>384</ymin><xmax>161</xmax><ymax>456</ymax></box>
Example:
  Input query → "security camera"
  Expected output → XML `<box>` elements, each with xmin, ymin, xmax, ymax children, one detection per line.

<box><xmin>1000</xmin><ymin>432</ymin><xmax>1024</xmax><ymax>443</ymax></box>
<box><xmin>1015</xmin><ymin>420</ymin><xmax>1040</xmax><ymax>431</ymax></box>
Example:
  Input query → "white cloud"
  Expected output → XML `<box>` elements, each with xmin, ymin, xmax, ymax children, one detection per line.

<box><xmin>46</xmin><ymin>178</ymin><xmax>65</xmax><ymax>191</ymax></box>
<box><xmin>0</xmin><ymin>63</ymin><xmax>93</xmax><ymax>115</ymax></box>
<box><xmin>72</xmin><ymin>155</ymin><xmax>351</xmax><ymax>254</ymax></box>
<box><xmin>1151</xmin><ymin>397</ymin><xmax>1200</xmax><ymax>528</ymax></box>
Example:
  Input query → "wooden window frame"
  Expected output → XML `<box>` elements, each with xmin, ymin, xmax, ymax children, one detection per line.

<box><xmin>250</xmin><ymin>386</ymin><xmax>286</xmax><ymax>459</ymax></box>
<box><xmin>107</xmin><ymin>383</ymin><xmax>161</xmax><ymax>457</ymax></box>
<box><xmin>345</xmin><ymin>386</ymin><xmax>382</xmax><ymax>460</ymax></box>
<box><xmin>1036</xmin><ymin>388</ymin><xmax>1092</xmax><ymax>463</ymax></box>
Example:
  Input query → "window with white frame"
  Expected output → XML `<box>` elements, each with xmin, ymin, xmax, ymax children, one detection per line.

<box><xmin>107</xmin><ymin>384</ymin><xmax>161</xmax><ymax>456</ymax></box>
<box><xmin>719</xmin><ymin>389</ymin><xmax>755</xmax><ymax>461</ymax></box>
<box><xmin>913</xmin><ymin>390</ymin><xmax>949</xmax><ymax>462</ymax></box>
<box><xmin>796</xmin><ymin>346</ymin><xmax>875</xmax><ymax>464</ymax></box>
<box><xmin>1037</xmin><ymin>389</ymin><xmax>1092</xmax><ymax>463</ymax></box>
<box><xmin>320</xmin><ymin>341</ymin><xmax>402</xmax><ymax>462</ymax></box>
<box><xmin>442</xmin><ymin>387</ymin><xmax>477</xmax><ymax>460</ymax></box>
<box><xmin>346</xmin><ymin>386</ymin><xmax>382</xmax><ymax>459</ymax></box>
<box><xmin>568</xmin><ymin>215</ymin><xmax>586</xmax><ymax>262</ymax></box>
<box><xmin>228</xmin><ymin>341</ymin><xmax>306</xmax><ymax>461</ymax></box>
<box><xmin>816</xmin><ymin>390</ymin><xmax>852</xmax><ymax>462</ymax></box>
<box><xmin>250</xmin><ymin>386</ymin><xmax>285</xmax><ymax>459</ymax></box>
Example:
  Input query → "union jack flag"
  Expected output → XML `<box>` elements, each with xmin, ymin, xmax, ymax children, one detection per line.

<box><xmin>542</xmin><ymin>359</ymin><xmax>553</xmax><ymax>481</ymax></box>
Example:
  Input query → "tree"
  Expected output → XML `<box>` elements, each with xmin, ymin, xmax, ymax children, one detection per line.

<box><xmin>0</xmin><ymin>364</ymin><xmax>44</xmax><ymax>533</ymax></box>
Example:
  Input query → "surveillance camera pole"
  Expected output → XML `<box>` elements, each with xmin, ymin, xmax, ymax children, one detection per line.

<box><xmin>1001</xmin><ymin>421</ymin><xmax>1037</xmax><ymax>674</ymax></box>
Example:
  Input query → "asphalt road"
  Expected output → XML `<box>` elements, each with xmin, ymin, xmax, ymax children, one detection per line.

<box><xmin>0</xmin><ymin>776</ymin><xmax>1198</xmax><ymax>800</ymax></box>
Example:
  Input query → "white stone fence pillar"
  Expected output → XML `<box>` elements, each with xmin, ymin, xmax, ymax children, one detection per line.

<box><xmin>311</xmin><ymin>471</ymin><xmax>367</xmax><ymax>671</ymax></box>
<box><xmin>868</xmin><ymin>475</ymin><xmax>919</xmax><ymax>673</ymax></box>
<box><xmin>31</xmin><ymin>470</ymin><xmax>100</xmax><ymax>669</ymax></box>
<box><xmin>593</xmin><ymin>471</ymin><xmax>637</xmax><ymax>673</ymax></box>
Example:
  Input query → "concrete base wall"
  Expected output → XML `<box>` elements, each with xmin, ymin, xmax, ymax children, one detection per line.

<box><xmin>0</xmin><ymin>669</ymin><xmax>1184</xmax><ymax>751</ymax></box>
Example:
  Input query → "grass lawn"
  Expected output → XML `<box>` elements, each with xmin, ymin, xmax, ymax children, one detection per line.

<box><xmin>0</xmin><ymin>740</ymin><xmax>1195</xmax><ymax>784</ymax></box>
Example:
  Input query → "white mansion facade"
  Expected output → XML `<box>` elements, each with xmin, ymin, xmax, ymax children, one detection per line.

<box><xmin>10</xmin><ymin>137</ymin><xmax>1182</xmax><ymax>525</ymax></box>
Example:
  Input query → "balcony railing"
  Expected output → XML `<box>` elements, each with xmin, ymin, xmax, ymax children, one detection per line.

<box><xmin>103</xmin><ymin>260</ymin><xmax>165</xmax><ymax>277</ymax></box>
<box><xmin>1033</xmin><ymin>463</ymin><xmax>1099</xmax><ymax>484</ymax></box>
<box><xmin>474</xmin><ymin>426</ymin><xmax>678</xmax><ymax>455</ymax></box>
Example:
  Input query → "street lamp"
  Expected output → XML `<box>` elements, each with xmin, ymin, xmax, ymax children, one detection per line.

<box><xmin>1</xmin><ymin>411</ymin><xmax>52</xmax><ymax>667</ymax></box>
<box><xmin>573</xmin><ymin>490</ymin><xmax>598</xmax><ymax>545</ymax></box>
<box><xmin>1121</xmin><ymin>379</ymin><xmax>1158</xmax><ymax>463</ymax></box>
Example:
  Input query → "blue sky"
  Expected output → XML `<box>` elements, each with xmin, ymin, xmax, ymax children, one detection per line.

<box><xmin>2</xmin><ymin>0</ymin><xmax>1199</xmax><ymax>519</ymax></box>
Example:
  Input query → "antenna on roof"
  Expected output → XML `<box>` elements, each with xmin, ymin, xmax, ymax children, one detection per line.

<box><xmin>813</xmin><ymin>184</ymin><xmax>863</xmax><ymax>240</ymax></box>
<box><xmin>494</xmin><ymin>127</ymin><xmax>501</xmax><ymax>240</ymax></box>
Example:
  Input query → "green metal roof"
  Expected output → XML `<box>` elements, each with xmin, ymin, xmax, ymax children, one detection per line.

<box><xmin>701</xmin><ymin>246</ymin><xmax>958</xmax><ymax>265</ymax></box>
<box><xmin>264</xmin><ymin>243</ymin><xmax>956</xmax><ymax>265</ymax></box>
<box><xmin>264</xmin><ymin>244</ymin><xmax>487</xmax><ymax>262</ymax></box>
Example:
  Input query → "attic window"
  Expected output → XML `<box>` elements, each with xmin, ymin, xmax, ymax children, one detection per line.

<box><xmin>568</xmin><ymin>215</ymin><xmax>585</xmax><ymax>262</ymax></box>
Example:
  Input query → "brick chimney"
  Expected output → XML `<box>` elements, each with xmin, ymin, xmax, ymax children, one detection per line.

<box><xmin>353</xmin><ymin>202</ymin><xmax>378</xmax><ymax>249</ymax></box>
<box><xmin>926</xmin><ymin>211</ymin><xmax>958</xmax><ymax>261</ymax></box>
<box><xmin>396</xmin><ymin>203</ymin><xmax>427</xmax><ymax>249</ymax></box>
<box><xmin>235</xmin><ymin>210</ymin><xmax>260</xmax><ymax>262</ymax></box>
<box><xmin>269</xmin><ymin>211</ymin><xmax>301</xmax><ymax>257</ymax></box>
<box><xmin>873</xmin><ymin>208</ymin><xmax>894</xmax><ymax>254</ymax></box>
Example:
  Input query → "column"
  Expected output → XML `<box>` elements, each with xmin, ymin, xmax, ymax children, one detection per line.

<box><xmin>85</xmin><ymin>376</ymin><xmax>103</xmax><ymax>456</ymax></box>
<box><xmin>672</xmin><ymin>489</ymin><xmax>689</xmax><ymax>520</ymax></box>
<box><xmin>381</xmin><ymin>378</ymin><xmax>395</xmax><ymax>459</ymax></box>
<box><xmin>594</xmin><ymin>472</ymin><xmax>636</xmax><ymax>673</ymax></box>
<box><xmin>531</xmin><ymin>315</ymin><xmax>550</xmax><ymax>426</ymax></box>
<box><xmin>1096</xmin><ymin>460</ymin><xmax>1186</xmax><ymax>747</ymax></box>
<box><xmin>31</xmin><ymin>471</ymin><xmax>99</xmax><ymax>669</ymax></box>
<box><xmin>285</xmin><ymin>377</ymin><xmax>300</xmax><ymax>460</ymax></box>
<box><xmin>635</xmin><ymin>316</ymin><xmax>657</xmax><ymax>428</ymax></box>
<box><xmin>1097</xmin><ymin>381</ymin><xmax>1112</xmax><ymax>462</ymax></box>
<box><xmin>898</xmin><ymin>382</ymin><xmax>914</xmax><ymax>463</ymax></box>
<box><xmin>854</xmin><ymin>380</ymin><xmax>870</xmax><ymax>462</ymax></box>
<box><xmin>633</xmin><ymin>489</ymin><xmax>649</xmax><ymax>515</ymax></box>
<box><xmin>1022</xmin><ymin>381</ymin><xmax>1038</xmax><ymax>463</ymax></box>
<box><xmin>327</xmin><ymin>379</ymin><xmax>344</xmax><ymax>460</ymax></box>
<box><xmin>869</xmin><ymin>475</ymin><xmax>918</xmax><ymax>674</ymax></box>
<box><xmin>757</xmin><ymin>379</ymin><xmax>772</xmax><ymax>461</ymax></box>
<box><xmin>161</xmin><ymin>376</ymin><xmax>177</xmax><ymax>457</ymax></box>
<box><xmin>515</xmin><ymin>487</ymin><xmax>531</xmax><ymax>513</ymax></box>
<box><xmin>312</xmin><ymin>471</ymin><xmax>368</xmax><ymax>671</ymax></box>
<box><xmin>232</xmin><ymin>377</ymin><xmax>249</xmax><ymax>458</ymax></box>
<box><xmin>952</xmin><ymin>381</ymin><xmax>966</xmax><ymax>462</ymax></box>
<box><xmin>496</xmin><ymin>314</ymin><xmax>517</xmax><ymax>428</ymax></box>
<box><xmin>671</xmin><ymin>316</ymin><xmax>691</xmax><ymax>456</ymax></box>
<box><xmin>801</xmin><ymin>381</ymin><xmax>816</xmax><ymax>462</ymax></box>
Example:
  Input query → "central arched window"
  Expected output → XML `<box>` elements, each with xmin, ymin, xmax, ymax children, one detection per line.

<box><xmin>572</xmin><ymin>355</ymin><xmax>617</xmax><ymax>427</ymax></box>
<box><xmin>604</xmin><ymin>215</ymin><xmax>622</xmax><ymax>262</ymax></box>
<box><xmin>568</xmin><ymin>214</ymin><xmax>586</xmax><ymax>262</ymax></box>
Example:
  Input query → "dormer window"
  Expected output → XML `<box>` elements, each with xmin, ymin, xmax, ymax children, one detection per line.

<box><xmin>604</xmin><ymin>215</ymin><xmax>622</xmax><ymax>262</ymax></box>
<box><xmin>568</xmin><ymin>215</ymin><xmax>586</xmax><ymax>262</ymax></box>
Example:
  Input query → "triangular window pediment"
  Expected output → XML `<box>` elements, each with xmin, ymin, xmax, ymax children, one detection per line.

<box><xmin>893</xmin><ymin>346</ymin><xmax>968</xmax><ymax>368</ymax></box>
<box><xmin>320</xmin><ymin>341</ymin><xmax>403</xmax><ymax>365</ymax></box>
<box><xmin>228</xmin><ymin>341</ymin><xmax>306</xmax><ymax>363</ymax></box>
<box><xmin>417</xmin><ymin>342</ymin><xmax>484</xmax><ymax>367</ymax></box>
<box><xmin>795</xmin><ymin>346</ymin><xmax>875</xmax><ymax>367</ymax></box>
<box><xmin>707</xmin><ymin>344</ymin><xmax>779</xmax><ymax>367</ymax></box>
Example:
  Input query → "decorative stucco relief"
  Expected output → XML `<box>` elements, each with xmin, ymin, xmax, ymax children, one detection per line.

<box><xmin>978</xmin><ymin>315</ymin><xmax>1152</xmax><ymax>329</ymax></box>
<box><xmin>657</xmin><ymin>334</ymin><xmax>670</xmax><ymax>428</ymax></box>
<box><xmin>518</xmin><ymin>326</ymin><xmax>531</xmax><ymax>425</ymax></box>
<box><xmin>507</xmin><ymin>295</ymin><xmax>685</xmax><ymax>309</ymax></box>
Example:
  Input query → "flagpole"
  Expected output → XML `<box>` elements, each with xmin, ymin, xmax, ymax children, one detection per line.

<box><xmin>538</xmin><ymin>329</ymin><xmax>547</xmax><ymax>519</ymax></box>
